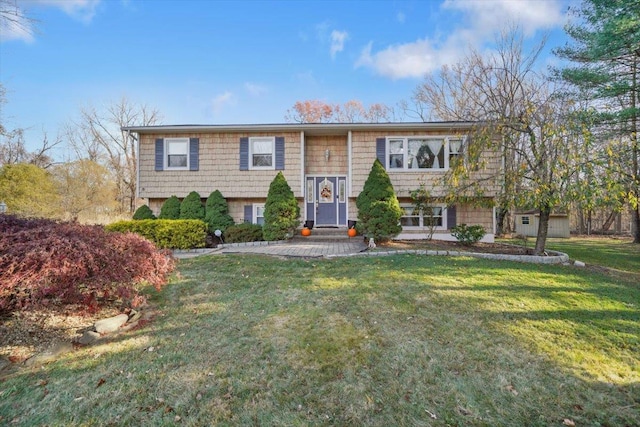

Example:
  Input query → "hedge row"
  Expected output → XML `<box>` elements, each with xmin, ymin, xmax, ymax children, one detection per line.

<box><xmin>106</xmin><ymin>219</ymin><xmax>207</xmax><ymax>249</ymax></box>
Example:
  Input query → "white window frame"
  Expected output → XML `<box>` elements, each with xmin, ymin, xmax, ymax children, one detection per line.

<box><xmin>447</xmin><ymin>136</ymin><xmax>466</xmax><ymax>166</ymax></box>
<box><xmin>165</xmin><ymin>138</ymin><xmax>189</xmax><ymax>170</ymax></box>
<box><xmin>249</xmin><ymin>137</ymin><xmax>275</xmax><ymax>170</ymax></box>
<box><xmin>400</xmin><ymin>203</ymin><xmax>447</xmax><ymax>230</ymax></box>
<box><xmin>386</xmin><ymin>136</ymin><xmax>466</xmax><ymax>171</ymax></box>
<box><xmin>253</xmin><ymin>203</ymin><xmax>265</xmax><ymax>225</ymax></box>
<box><xmin>521</xmin><ymin>216</ymin><xmax>530</xmax><ymax>225</ymax></box>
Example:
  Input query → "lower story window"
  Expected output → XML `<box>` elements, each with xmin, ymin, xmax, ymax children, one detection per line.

<box><xmin>521</xmin><ymin>216</ymin><xmax>530</xmax><ymax>225</ymax></box>
<box><xmin>254</xmin><ymin>204</ymin><xmax>265</xmax><ymax>225</ymax></box>
<box><xmin>400</xmin><ymin>204</ymin><xmax>445</xmax><ymax>229</ymax></box>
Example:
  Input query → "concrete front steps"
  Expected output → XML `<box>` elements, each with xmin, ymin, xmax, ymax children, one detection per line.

<box><xmin>294</xmin><ymin>226</ymin><xmax>361</xmax><ymax>242</ymax></box>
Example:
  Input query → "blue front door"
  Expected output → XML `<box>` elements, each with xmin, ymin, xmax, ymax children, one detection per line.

<box><xmin>316</xmin><ymin>177</ymin><xmax>337</xmax><ymax>225</ymax></box>
<box><xmin>306</xmin><ymin>176</ymin><xmax>347</xmax><ymax>226</ymax></box>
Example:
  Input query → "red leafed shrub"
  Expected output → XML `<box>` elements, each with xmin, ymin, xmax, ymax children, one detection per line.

<box><xmin>0</xmin><ymin>215</ymin><xmax>175</xmax><ymax>314</ymax></box>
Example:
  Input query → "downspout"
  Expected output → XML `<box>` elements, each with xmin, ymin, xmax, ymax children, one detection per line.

<box><xmin>301</xmin><ymin>131</ymin><xmax>305</xmax><ymax>221</ymax></box>
<box><xmin>128</xmin><ymin>130</ymin><xmax>140</xmax><ymax>200</ymax></box>
<box><xmin>348</xmin><ymin>130</ymin><xmax>353</xmax><ymax>226</ymax></box>
<box><xmin>348</xmin><ymin>130</ymin><xmax>352</xmax><ymax>196</ymax></box>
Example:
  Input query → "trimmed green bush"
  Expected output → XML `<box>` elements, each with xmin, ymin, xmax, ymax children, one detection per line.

<box><xmin>356</xmin><ymin>159</ymin><xmax>402</xmax><ymax>242</ymax></box>
<box><xmin>180</xmin><ymin>191</ymin><xmax>205</xmax><ymax>220</ymax></box>
<box><xmin>451</xmin><ymin>224</ymin><xmax>486</xmax><ymax>245</ymax></box>
<box><xmin>263</xmin><ymin>172</ymin><xmax>300</xmax><ymax>241</ymax></box>
<box><xmin>205</xmin><ymin>190</ymin><xmax>234</xmax><ymax>233</ymax></box>
<box><xmin>133</xmin><ymin>205</ymin><xmax>156</xmax><ymax>220</ymax></box>
<box><xmin>158</xmin><ymin>196</ymin><xmax>181</xmax><ymax>219</ymax></box>
<box><xmin>224</xmin><ymin>223</ymin><xmax>264</xmax><ymax>243</ymax></box>
<box><xmin>106</xmin><ymin>219</ymin><xmax>207</xmax><ymax>249</ymax></box>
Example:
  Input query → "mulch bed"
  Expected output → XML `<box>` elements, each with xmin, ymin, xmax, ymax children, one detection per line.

<box><xmin>377</xmin><ymin>240</ymin><xmax>536</xmax><ymax>255</ymax></box>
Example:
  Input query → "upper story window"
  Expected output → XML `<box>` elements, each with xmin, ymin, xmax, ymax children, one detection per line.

<box><xmin>165</xmin><ymin>138</ymin><xmax>189</xmax><ymax>169</ymax></box>
<box><xmin>387</xmin><ymin>136</ymin><xmax>464</xmax><ymax>171</ymax></box>
<box><xmin>250</xmin><ymin>137</ymin><xmax>275</xmax><ymax>169</ymax></box>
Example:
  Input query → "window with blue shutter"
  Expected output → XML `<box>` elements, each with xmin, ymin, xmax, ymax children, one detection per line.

<box><xmin>240</xmin><ymin>137</ymin><xmax>249</xmax><ymax>171</ymax></box>
<box><xmin>189</xmin><ymin>138</ymin><xmax>199</xmax><ymax>171</ymax></box>
<box><xmin>376</xmin><ymin>138</ymin><xmax>386</xmax><ymax>168</ymax></box>
<box><xmin>156</xmin><ymin>138</ymin><xmax>199</xmax><ymax>171</ymax></box>
<box><xmin>155</xmin><ymin>139</ymin><xmax>164</xmax><ymax>171</ymax></box>
<box><xmin>244</xmin><ymin>205</ymin><xmax>252</xmax><ymax>223</ymax></box>
<box><xmin>275</xmin><ymin>136</ymin><xmax>285</xmax><ymax>170</ymax></box>
<box><xmin>447</xmin><ymin>205</ymin><xmax>457</xmax><ymax>229</ymax></box>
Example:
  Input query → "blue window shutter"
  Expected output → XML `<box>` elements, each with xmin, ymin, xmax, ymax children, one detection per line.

<box><xmin>376</xmin><ymin>138</ymin><xmax>386</xmax><ymax>168</ymax></box>
<box><xmin>155</xmin><ymin>139</ymin><xmax>164</xmax><ymax>171</ymax></box>
<box><xmin>189</xmin><ymin>138</ymin><xmax>199</xmax><ymax>171</ymax></box>
<box><xmin>275</xmin><ymin>136</ymin><xmax>285</xmax><ymax>170</ymax></box>
<box><xmin>447</xmin><ymin>205</ymin><xmax>457</xmax><ymax>229</ymax></box>
<box><xmin>240</xmin><ymin>137</ymin><xmax>249</xmax><ymax>170</ymax></box>
<box><xmin>244</xmin><ymin>205</ymin><xmax>253</xmax><ymax>223</ymax></box>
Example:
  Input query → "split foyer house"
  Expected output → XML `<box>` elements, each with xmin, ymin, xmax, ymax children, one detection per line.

<box><xmin>123</xmin><ymin>122</ymin><xmax>500</xmax><ymax>242</ymax></box>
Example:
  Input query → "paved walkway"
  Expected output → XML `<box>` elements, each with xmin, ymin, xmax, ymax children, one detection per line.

<box><xmin>173</xmin><ymin>238</ymin><xmax>368</xmax><ymax>259</ymax></box>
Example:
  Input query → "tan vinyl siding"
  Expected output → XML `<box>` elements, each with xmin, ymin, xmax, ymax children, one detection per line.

<box><xmin>305</xmin><ymin>135</ymin><xmax>348</xmax><ymax>175</ymax></box>
<box><xmin>139</xmin><ymin>132</ymin><xmax>302</xmax><ymax>199</ymax></box>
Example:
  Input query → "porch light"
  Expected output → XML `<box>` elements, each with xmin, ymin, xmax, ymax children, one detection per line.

<box><xmin>324</xmin><ymin>149</ymin><xmax>330</xmax><ymax>162</ymax></box>
<box><xmin>0</xmin><ymin>201</ymin><xmax>6</xmax><ymax>214</ymax></box>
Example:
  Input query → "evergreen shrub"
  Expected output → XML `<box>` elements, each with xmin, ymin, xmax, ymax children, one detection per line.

<box><xmin>133</xmin><ymin>205</ymin><xmax>156</xmax><ymax>220</ymax></box>
<box><xmin>356</xmin><ymin>159</ymin><xmax>403</xmax><ymax>242</ymax></box>
<box><xmin>205</xmin><ymin>190</ymin><xmax>235</xmax><ymax>233</ymax></box>
<box><xmin>158</xmin><ymin>195</ymin><xmax>181</xmax><ymax>219</ymax></box>
<box><xmin>106</xmin><ymin>219</ymin><xmax>207</xmax><ymax>249</ymax></box>
<box><xmin>180</xmin><ymin>191</ymin><xmax>205</xmax><ymax>220</ymax></box>
<box><xmin>224</xmin><ymin>223</ymin><xmax>264</xmax><ymax>243</ymax></box>
<box><xmin>263</xmin><ymin>172</ymin><xmax>300</xmax><ymax>241</ymax></box>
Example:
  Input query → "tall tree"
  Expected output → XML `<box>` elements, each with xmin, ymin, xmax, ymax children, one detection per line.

<box><xmin>0</xmin><ymin>163</ymin><xmax>59</xmax><ymax>218</ymax></box>
<box><xmin>410</xmin><ymin>28</ymin><xmax>578</xmax><ymax>254</ymax></box>
<box><xmin>554</xmin><ymin>0</ymin><xmax>640</xmax><ymax>243</ymax></box>
<box><xmin>285</xmin><ymin>100</ymin><xmax>393</xmax><ymax>123</ymax></box>
<box><xmin>51</xmin><ymin>159</ymin><xmax>118</xmax><ymax>221</ymax></box>
<box><xmin>0</xmin><ymin>84</ymin><xmax>60</xmax><ymax>168</ymax></box>
<box><xmin>67</xmin><ymin>98</ymin><xmax>161</xmax><ymax>214</ymax></box>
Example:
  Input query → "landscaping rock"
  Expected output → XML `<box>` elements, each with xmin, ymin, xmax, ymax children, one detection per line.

<box><xmin>127</xmin><ymin>309</ymin><xmax>142</xmax><ymax>323</ymax></box>
<box><xmin>25</xmin><ymin>341</ymin><xmax>74</xmax><ymax>366</ymax></box>
<box><xmin>95</xmin><ymin>314</ymin><xmax>129</xmax><ymax>334</ymax></box>
<box><xmin>77</xmin><ymin>330</ymin><xmax>101</xmax><ymax>345</ymax></box>
<box><xmin>0</xmin><ymin>356</ymin><xmax>10</xmax><ymax>371</ymax></box>
<box><xmin>574</xmin><ymin>260</ymin><xmax>586</xmax><ymax>268</ymax></box>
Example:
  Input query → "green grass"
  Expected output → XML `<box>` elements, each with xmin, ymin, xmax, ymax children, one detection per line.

<box><xmin>501</xmin><ymin>236</ymin><xmax>640</xmax><ymax>276</ymax></box>
<box><xmin>1</xmin><ymin>254</ymin><xmax>638</xmax><ymax>426</ymax></box>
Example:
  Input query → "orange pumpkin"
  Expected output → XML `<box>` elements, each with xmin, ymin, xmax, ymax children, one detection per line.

<box><xmin>348</xmin><ymin>228</ymin><xmax>357</xmax><ymax>238</ymax></box>
<box><xmin>301</xmin><ymin>227</ymin><xmax>311</xmax><ymax>237</ymax></box>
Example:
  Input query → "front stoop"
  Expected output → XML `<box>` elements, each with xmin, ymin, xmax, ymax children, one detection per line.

<box><xmin>296</xmin><ymin>227</ymin><xmax>362</xmax><ymax>242</ymax></box>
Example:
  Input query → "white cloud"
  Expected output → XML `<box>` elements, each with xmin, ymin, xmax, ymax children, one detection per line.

<box><xmin>356</xmin><ymin>0</ymin><xmax>567</xmax><ymax>79</ymax></box>
<box><xmin>26</xmin><ymin>0</ymin><xmax>102</xmax><ymax>24</ymax></box>
<box><xmin>356</xmin><ymin>39</ymin><xmax>453</xmax><ymax>80</ymax></box>
<box><xmin>396</xmin><ymin>11</ymin><xmax>405</xmax><ymax>24</ymax></box>
<box><xmin>211</xmin><ymin>91</ymin><xmax>235</xmax><ymax>114</ymax></box>
<box><xmin>1</xmin><ymin>0</ymin><xmax>102</xmax><ymax>43</ymax></box>
<box><xmin>0</xmin><ymin>6</ymin><xmax>35</xmax><ymax>43</ymax></box>
<box><xmin>244</xmin><ymin>82</ymin><xmax>268</xmax><ymax>97</ymax></box>
<box><xmin>330</xmin><ymin>30</ymin><xmax>348</xmax><ymax>59</ymax></box>
<box><xmin>442</xmin><ymin>0</ymin><xmax>565</xmax><ymax>37</ymax></box>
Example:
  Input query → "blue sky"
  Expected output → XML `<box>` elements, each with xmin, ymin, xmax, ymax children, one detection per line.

<box><xmin>1</xmin><ymin>0</ymin><xmax>571</xmax><ymax>155</ymax></box>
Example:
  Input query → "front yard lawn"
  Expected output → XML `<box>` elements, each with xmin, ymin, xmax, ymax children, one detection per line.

<box><xmin>1</xmin><ymin>254</ymin><xmax>638</xmax><ymax>426</ymax></box>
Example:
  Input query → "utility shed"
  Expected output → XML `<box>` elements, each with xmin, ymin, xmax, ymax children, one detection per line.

<box><xmin>514</xmin><ymin>211</ymin><xmax>570</xmax><ymax>238</ymax></box>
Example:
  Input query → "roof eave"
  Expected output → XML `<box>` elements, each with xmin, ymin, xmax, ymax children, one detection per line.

<box><xmin>121</xmin><ymin>121</ymin><xmax>480</xmax><ymax>135</ymax></box>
